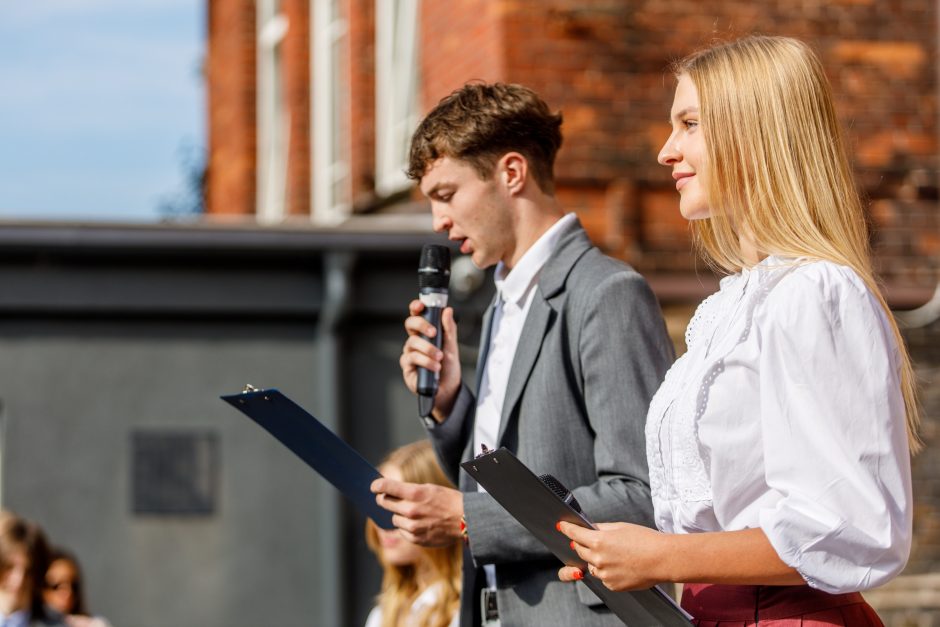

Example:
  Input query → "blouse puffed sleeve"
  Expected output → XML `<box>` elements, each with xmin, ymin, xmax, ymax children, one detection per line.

<box><xmin>755</xmin><ymin>262</ymin><xmax>912</xmax><ymax>593</ymax></box>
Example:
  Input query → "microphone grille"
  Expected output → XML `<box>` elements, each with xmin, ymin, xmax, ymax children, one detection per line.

<box><xmin>539</xmin><ymin>473</ymin><xmax>569</xmax><ymax>500</ymax></box>
<box><xmin>418</xmin><ymin>244</ymin><xmax>451</xmax><ymax>290</ymax></box>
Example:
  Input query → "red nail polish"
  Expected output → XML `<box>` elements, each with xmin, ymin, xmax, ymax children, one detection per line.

<box><xmin>570</xmin><ymin>540</ymin><xmax>576</xmax><ymax>550</ymax></box>
<box><xmin>555</xmin><ymin>522</ymin><xmax>562</xmax><ymax>532</ymax></box>
<box><xmin>573</xmin><ymin>569</ymin><xmax>583</xmax><ymax>581</ymax></box>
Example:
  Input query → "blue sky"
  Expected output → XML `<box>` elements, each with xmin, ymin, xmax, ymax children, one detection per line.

<box><xmin>0</xmin><ymin>0</ymin><xmax>204</xmax><ymax>221</ymax></box>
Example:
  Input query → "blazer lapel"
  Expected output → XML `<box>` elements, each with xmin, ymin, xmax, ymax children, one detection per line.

<box><xmin>497</xmin><ymin>295</ymin><xmax>552</xmax><ymax>444</ymax></box>
<box><xmin>496</xmin><ymin>218</ymin><xmax>594</xmax><ymax>445</ymax></box>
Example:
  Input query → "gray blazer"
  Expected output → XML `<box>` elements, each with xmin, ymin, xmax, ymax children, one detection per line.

<box><xmin>426</xmin><ymin>219</ymin><xmax>675</xmax><ymax>627</ymax></box>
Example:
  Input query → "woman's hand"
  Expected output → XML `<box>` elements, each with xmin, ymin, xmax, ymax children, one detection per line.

<box><xmin>556</xmin><ymin>521</ymin><xmax>668</xmax><ymax>591</ymax></box>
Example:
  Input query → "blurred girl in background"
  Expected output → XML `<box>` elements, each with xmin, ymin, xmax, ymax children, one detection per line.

<box><xmin>365</xmin><ymin>440</ymin><xmax>461</xmax><ymax>627</ymax></box>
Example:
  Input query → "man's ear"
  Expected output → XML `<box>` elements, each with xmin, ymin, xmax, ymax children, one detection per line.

<box><xmin>497</xmin><ymin>152</ymin><xmax>528</xmax><ymax>196</ymax></box>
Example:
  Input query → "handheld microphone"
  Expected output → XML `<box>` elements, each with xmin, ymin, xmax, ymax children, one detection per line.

<box><xmin>416</xmin><ymin>244</ymin><xmax>451</xmax><ymax>418</ymax></box>
<box><xmin>539</xmin><ymin>473</ymin><xmax>583</xmax><ymax>513</ymax></box>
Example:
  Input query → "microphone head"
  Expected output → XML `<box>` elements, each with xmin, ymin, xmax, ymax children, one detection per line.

<box><xmin>539</xmin><ymin>473</ymin><xmax>570</xmax><ymax>500</ymax></box>
<box><xmin>539</xmin><ymin>473</ymin><xmax>583</xmax><ymax>513</ymax></box>
<box><xmin>418</xmin><ymin>244</ymin><xmax>451</xmax><ymax>290</ymax></box>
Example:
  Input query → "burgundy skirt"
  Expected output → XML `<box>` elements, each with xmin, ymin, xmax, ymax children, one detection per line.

<box><xmin>680</xmin><ymin>583</ymin><xmax>884</xmax><ymax>626</ymax></box>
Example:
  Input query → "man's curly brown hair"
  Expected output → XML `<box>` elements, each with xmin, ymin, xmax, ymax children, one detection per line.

<box><xmin>406</xmin><ymin>82</ymin><xmax>563</xmax><ymax>194</ymax></box>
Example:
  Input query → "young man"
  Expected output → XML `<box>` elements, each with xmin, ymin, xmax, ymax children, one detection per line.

<box><xmin>372</xmin><ymin>83</ymin><xmax>674</xmax><ymax>626</ymax></box>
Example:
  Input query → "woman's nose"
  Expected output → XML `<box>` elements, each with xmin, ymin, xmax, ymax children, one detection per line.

<box><xmin>658</xmin><ymin>134</ymin><xmax>680</xmax><ymax>166</ymax></box>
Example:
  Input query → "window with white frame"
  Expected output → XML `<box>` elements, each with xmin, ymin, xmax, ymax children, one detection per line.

<box><xmin>375</xmin><ymin>0</ymin><xmax>420</xmax><ymax>196</ymax></box>
<box><xmin>312</xmin><ymin>0</ymin><xmax>350</xmax><ymax>224</ymax></box>
<box><xmin>257</xmin><ymin>0</ymin><xmax>289</xmax><ymax>222</ymax></box>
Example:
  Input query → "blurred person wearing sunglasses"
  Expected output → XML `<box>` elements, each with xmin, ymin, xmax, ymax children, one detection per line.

<box><xmin>43</xmin><ymin>550</ymin><xmax>110</xmax><ymax>627</ymax></box>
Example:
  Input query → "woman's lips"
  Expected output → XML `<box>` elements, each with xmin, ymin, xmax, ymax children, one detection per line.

<box><xmin>674</xmin><ymin>173</ymin><xmax>694</xmax><ymax>191</ymax></box>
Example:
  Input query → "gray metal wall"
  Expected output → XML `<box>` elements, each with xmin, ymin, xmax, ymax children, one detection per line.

<box><xmin>0</xmin><ymin>222</ymin><xmax>491</xmax><ymax>627</ymax></box>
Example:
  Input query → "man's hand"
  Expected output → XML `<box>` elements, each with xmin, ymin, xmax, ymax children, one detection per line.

<box><xmin>371</xmin><ymin>477</ymin><xmax>464</xmax><ymax>547</ymax></box>
<box><xmin>400</xmin><ymin>299</ymin><xmax>462</xmax><ymax>422</ymax></box>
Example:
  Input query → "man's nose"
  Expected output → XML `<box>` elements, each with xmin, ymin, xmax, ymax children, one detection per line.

<box><xmin>431</xmin><ymin>209</ymin><xmax>450</xmax><ymax>233</ymax></box>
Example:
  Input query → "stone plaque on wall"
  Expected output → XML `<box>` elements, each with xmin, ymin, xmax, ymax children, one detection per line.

<box><xmin>131</xmin><ymin>430</ymin><xmax>218</xmax><ymax>515</ymax></box>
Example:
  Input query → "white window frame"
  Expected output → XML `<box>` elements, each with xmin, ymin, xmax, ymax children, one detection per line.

<box><xmin>256</xmin><ymin>0</ymin><xmax>289</xmax><ymax>223</ymax></box>
<box><xmin>374</xmin><ymin>0</ymin><xmax>420</xmax><ymax>196</ymax></box>
<box><xmin>312</xmin><ymin>0</ymin><xmax>350</xmax><ymax>225</ymax></box>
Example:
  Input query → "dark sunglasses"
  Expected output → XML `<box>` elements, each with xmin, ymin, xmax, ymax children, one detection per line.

<box><xmin>45</xmin><ymin>580</ymin><xmax>79</xmax><ymax>592</ymax></box>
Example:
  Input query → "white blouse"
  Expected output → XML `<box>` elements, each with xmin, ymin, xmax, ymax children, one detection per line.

<box><xmin>646</xmin><ymin>256</ymin><xmax>912</xmax><ymax>593</ymax></box>
<box><xmin>364</xmin><ymin>582</ymin><xmax>459</xmax><ymax>627</ymax></box>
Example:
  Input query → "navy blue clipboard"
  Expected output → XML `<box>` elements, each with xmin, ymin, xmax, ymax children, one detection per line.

<box><xmin>221</xmin><ymin>388</ymin><xmax>394</xmax><ymax>530</ymax></box>
<box><xmin>462</xmin><ymin>447</ymin><xmax>693</xmax><ymax>626</ymax></box>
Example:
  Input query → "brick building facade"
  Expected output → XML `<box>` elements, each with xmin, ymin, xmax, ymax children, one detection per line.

<box><xmin>206</xmin><ymin>0</ymin><xmax>937</xmax><ymax>285</ymax></box>
<box><xmin>205</xmin><ymin>0</ymin><xmax>940</xmax><ymax>620</ymax></box>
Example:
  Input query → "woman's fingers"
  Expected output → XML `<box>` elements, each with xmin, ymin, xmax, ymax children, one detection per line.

<box><xmin>557</xmin><ymin>520</ymin><xmax>596</xmax><ymax>547</ymax></box>
<box><xmin>558</xmin><ymin>566</ymin><xmax>584</xmax><ymax>582</ymax></box>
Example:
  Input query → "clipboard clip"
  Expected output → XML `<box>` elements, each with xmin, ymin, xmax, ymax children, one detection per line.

<box><xmin>475</xmin><ymin>443</ymin><xmax>492</xmax><ymax>459</ymax></box>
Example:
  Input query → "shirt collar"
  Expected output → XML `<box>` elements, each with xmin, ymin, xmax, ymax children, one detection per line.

<box><xmin>493</xmin><ymin>213</ymin><xmax>576</xmax><ymax>307</ymax></box>
<box><xmin>720</xmin><ymin>254</ymin><xmax>797</xmax><ymax>293</ymax></box>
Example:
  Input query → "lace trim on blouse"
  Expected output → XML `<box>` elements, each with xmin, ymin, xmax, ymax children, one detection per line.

<box><xmin>646</xmin><ymin>260</ymin><xmax>800</xmax><ymax>511</ymax></box>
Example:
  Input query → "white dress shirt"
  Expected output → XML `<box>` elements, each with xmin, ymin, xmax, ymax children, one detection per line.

<box><xmin>473</xmin><ymin>212</ymin><xmax>577</xmax><ymax>456</ymax></box>
<box><xmin>646</xmin><ymin>256</ymin><xmax>912</xmax><ymax>593</ymax></box>
<box><xmin>473</xmin><ymin>212</ymin><xmax>576</xmax><ymax>589</ymax></box>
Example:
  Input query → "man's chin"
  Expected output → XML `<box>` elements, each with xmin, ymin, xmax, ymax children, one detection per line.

<box><xmin>470</xmin><ymin>253</ymin><xmax>497</xmax><ymax>270</ymax></box>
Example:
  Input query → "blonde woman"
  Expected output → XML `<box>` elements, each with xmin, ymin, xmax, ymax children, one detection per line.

<box><xmin>365</xmin><ymin>441</ymin><xmax>461</xmax><ymax>627</ymax></box>
<box><xmin>557</xmin><ymin>36</ymin><xmax>918</xmax><ymax>625</ymax></box>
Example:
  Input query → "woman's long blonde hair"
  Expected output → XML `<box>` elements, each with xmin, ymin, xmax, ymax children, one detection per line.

<box><xmin>675</xmin><ymin>35</ymin><xmax>922</xmax><ymax>452</ymax></box>
<box><xmin>365</xmin><ymin>441</ymin><xmax>461</xmax><ymax>627</ymax></box>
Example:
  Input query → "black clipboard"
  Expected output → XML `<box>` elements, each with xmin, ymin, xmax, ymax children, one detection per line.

<box><xmin>221</xmin><ymin>387</ymin><xmax>394</xmax><ymax>530</ymax></box>
<box><xmin>461</xmin><ymin>447</ymin><xmax>693</xmax><ymax>626</ymax></box>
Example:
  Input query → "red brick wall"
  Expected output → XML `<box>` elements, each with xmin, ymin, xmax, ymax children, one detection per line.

<box><xmin>345</xmin><ymin>0</ymin><xmax>507</xmax><ymax>204</ymax></box>
<box><xmin>420</xmin><ymin>0</ymin><xmax>505</xmax><ymax>112</ymax></box>
<box><xmin>490</xmin><ymin>0</ymin><xmax>938</xmax><ymax>286</ymax></box>
<box><xmin>206</xmin><ymin>0</ymin><xmax>256</xmax><ymax>216</ymax></box>
<box><xmin>206</xmin><ymin>0</ymin><xmax>312</xmax><ymax>217</ymax></box>
<box><xmin>205</xmin><ymin>0</ymin><xmax>939</xmax><ymax>292</ymax></box>
<box><xmin>281</xmin><ymin>0</ymin><xmax>311</xmax><ymax>216</ymax></box>
<box><xmin>348</xmin><ymin>0</ymin><xmax>375</xmax><ymax>205</ymax></box>
<box><xmin>496</xmin><ymin>1</ymin><xmax>697</xmax><ymax>267</ymax></box>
